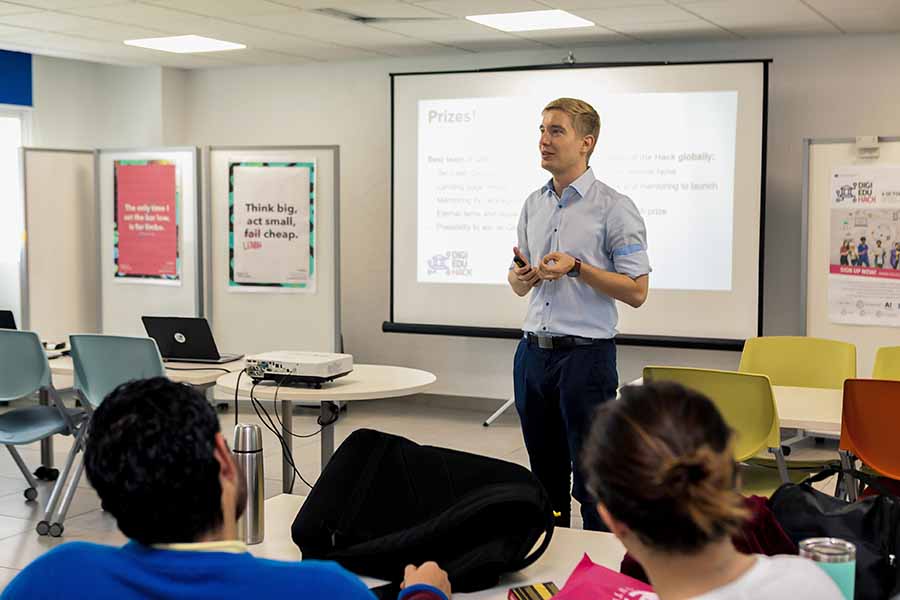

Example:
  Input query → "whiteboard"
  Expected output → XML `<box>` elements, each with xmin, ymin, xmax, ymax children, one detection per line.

<box><xmin>98</xmin><ymin>147</ymin><xmax>202</xmax><ymax>336</ymax></box>
<box><xmin>803</xmin><ymin>137</ymin><xmax>900</xmax><ymax>377</ymax></box>
<box><xmin>21</xmin><ymin>148</ymin><xmax>99</xmax><ymax>341</ymax></box>
<box><xmin>206</xmin><ymin>146</ymin><xmax>341</xmax><ymax>355</ymax></box>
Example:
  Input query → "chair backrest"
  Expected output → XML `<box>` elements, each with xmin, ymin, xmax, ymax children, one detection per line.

<box><xmin>739</xmin><ymin>336</ymin><xmax>856</xmax><ymax>389</ymax></box>
<box><xmin>642</xmin><ymin>366</ymin><xmax>779</xmax><ymax>462</ymax></box>
<box><xmin>872</xmin><ymin>346</ymin><xmax>900</xmax><ymax>380</ymax></box>
<box><xmin>0</xmin><ymin>330</ymin><xmax>51</xmax><ymax>401</ymax></box>
<box><xmin>840</xmin><ymin>379</ymin><xmax>900</xmax><ymax>479</ymax></box>
<box><xmin>69</xmin><ymin>334</ymin><xmax>165</xmax><ymax>409</ymax></box>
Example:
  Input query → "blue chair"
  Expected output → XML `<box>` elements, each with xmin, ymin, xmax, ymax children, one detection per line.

<box><xmin>0</xmin><ymin>330</ymin><xmax>82</xmax><ymax>502</ymax></box>
<box><xmin>38</xmin><ymin>334</ymin><xmax>165</xmax><ymax>537</ymax></box>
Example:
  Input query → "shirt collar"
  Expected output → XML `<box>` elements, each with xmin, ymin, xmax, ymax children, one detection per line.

<box><xmin>542</xmin><ymin>167</ymin><xmax>596</xmax><ymax>198</ymax></box>
<box><xmin>152</xmin><ymin>540</ymin><xmax>248</xmax><ymax>554</ymax></box>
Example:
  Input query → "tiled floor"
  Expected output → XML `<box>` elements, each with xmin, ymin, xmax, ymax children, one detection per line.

<box><xmin>0</xmin><ymin>394</ymin><xmax>841</xmax><ymax>591</ymax></box>
<box><xmin>0</xmin><ymin>394</ymin><xmax>541</xmax><ymax>590</ymax></box>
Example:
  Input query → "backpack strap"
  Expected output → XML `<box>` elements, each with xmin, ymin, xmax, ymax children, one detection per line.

<box><xmin>801</xmin><ymin>465</ymin><xmax>899</xmax><ymax>498</ymax></box>
<box><xmin>506</xmin><ymin>495</ymin><xmax>556</xmax><ymax>572</ymax></box>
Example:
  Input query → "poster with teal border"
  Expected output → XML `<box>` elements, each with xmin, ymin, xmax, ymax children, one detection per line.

<box><xmin>228</xmin><ymin>161</ymin><xmax>316</xmax><ymax>293</ymax></box>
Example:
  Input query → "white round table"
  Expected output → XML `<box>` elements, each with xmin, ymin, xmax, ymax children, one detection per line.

<box><xmin>215</xmin><ymin>364</ymin><xmax>436</xmax><ymax>492</ymax></box>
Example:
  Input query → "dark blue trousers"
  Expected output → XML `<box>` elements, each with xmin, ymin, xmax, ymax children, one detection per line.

<box><xmin>513</xmin><ymin>338</ymin><xmax>618</xmax><ymax>531</ymax></box>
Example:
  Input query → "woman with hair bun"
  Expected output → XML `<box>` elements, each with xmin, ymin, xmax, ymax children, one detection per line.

<box><xmin>582</xmin><ymin>381</ymin><xmax>841</xmax><ymax>599</ymax></box>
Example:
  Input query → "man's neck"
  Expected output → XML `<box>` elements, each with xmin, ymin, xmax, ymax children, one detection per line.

<box><xmin>552</xmin><ymin>164</ymin><xmax>588</xmax><ymax>198</ymax></box>
<box><xmin>636</xmin><ymin>538</ymin><xmax>756</xmax><ymax>600</ymax></box>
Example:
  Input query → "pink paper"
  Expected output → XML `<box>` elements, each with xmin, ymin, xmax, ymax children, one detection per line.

<box><xmin>554</xmin><ymin>554</ymin><xmax>658</xmax><ymax>600</ymax></box>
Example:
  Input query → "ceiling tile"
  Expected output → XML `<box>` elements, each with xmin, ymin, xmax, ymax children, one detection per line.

<box><xmin>240</xmin><ymin>11</ymin><xmax>440</xmax><ymax>49</ymax></box>
<box><xmin>6</xmin><ymin>0</ymin><xmax>124</xmax><ymax>8</ymax></box>
<box><xmin>186</xmin><ymin>18</ymin><xmax>380</xmax><ymax>59</ymax></box>
<box><xmin>215</xmin><ymin>47</ymin><xmax>311</xmax><ymax>65</ymax></box>
<box><xmin>68</xmin><ymin>2</ymin><xmax>216</xmax><ymax>33</ymax></box>
<box><xmin>0</xmin><ymin>2</ymin><xmax>43</xmax><ymax>16</ymax></box>
<box><xmin>0</xmin><ymin>10</ymin><xmax>111</xmax><ymax>31</ymax></box>
<box><xmin>513</xmin><ymin>25</ymin><xmax>630</xmax><ymax>45</ymax></box>
<box><xmin>409</xmin><ymin>0</ymin><xmax>547</xmax><ymax>18</ymax></box>
<box><xmin>802</xmin><ymin>0</ymin><xmax>900</xmax><ymax>33</ymax></box>
<box><xmin>63</xmin><ymin>22</ymin><xmax>168</xmax><ymax>42</ymax></box>
<box><xmin>265</xmin><ymin>0</ymin><xmax>445</xmax><ymax>19</ymax></box>
<box><xmin>540</xmin><ymin>0</ymin><xmax>669</xmax><ymax>8</ymax></box>
<box><xmin>675</xmin><ymin>0</ymin><xmax>835</xmax><ymax>29</ymax></box>
<box><xmin>140</xmin><ymin>0</ymin><xmax>298</xmax><ymax>18</ymax></box>
<box><xmin>619</xmin><ymin>20</ymin><xmax>735</xmax><ymax>40</ymax></box>
<box><xmin>572</xmin><ymin>5</ymin><xmax>699</xmax><ymax>26</ymax></box>
<box><xmin>0</xmin><ymin>23</ymin><xmax>36</xmax><ymax>38</ymax></box>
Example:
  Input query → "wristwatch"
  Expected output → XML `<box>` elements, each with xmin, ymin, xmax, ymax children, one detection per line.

<box><xmin>567</xmin><ymin>258</ymin><xmax>582</xmax><ymax>278</ymax></box>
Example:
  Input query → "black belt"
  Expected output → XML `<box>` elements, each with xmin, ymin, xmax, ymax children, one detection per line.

<box><xmin>525</xmin><ymin>332</ymin><xmax>611</xmax><ymax>350</ymax></box>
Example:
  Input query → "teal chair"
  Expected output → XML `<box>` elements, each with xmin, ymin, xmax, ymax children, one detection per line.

<box><xmin>0</xmin><ymin>330</ymin><xmax>82</xmax><ymax>503</ymax></box>
<box><xmin>38</xmin><ymin>334</ymin><xmax>165</xmax><ymax>537</ymax></box>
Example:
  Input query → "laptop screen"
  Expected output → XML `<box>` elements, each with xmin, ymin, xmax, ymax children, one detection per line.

<box><xmin>0</xmin><ymin>310</ymin><xmax>16</xmax><ymax>330</ymax></box>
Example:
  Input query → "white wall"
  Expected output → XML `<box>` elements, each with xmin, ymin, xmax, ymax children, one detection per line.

<box><xmin>31</xmin><ymin>56</ymin><xmax>164</xmax><ymax>149</ymax></box>
<box><xmin>29</xmin><ymin>34</ymin><xmax>900</xmax><ymax>399</ymax></box>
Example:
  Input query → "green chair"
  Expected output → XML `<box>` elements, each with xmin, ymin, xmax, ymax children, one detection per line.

<box><xmin>872</xmin><ymin>347</ymin><xmax>900</xmax><ymax>380</ymax></box>
<box><xmin>642</xmin><ymin>366</ymin><xmax>802</xmax><ymax>496</ymax></box>
<box><xmin>37</xmin><ymin>334</ymin><xmax>165</xmax><ymax>537</ymax></box>
<box><xmin>739</xmin><ymin>336</ymin><xmax>856</xmax><ymax>389</ymax></box>
<box><xmin>739</xmin><ymin>336</ymin><xmax>853</xmax><ymax>473</ymax></box>
<box><xmin>0</xmin><ymin>330</ymin><xmax>82</xmax><ymax>503</ymax></box>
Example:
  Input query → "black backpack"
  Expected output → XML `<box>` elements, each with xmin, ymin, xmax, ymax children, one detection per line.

<box><xmin>291</xmin><ymin>429</ymin><xmax>555</xmax><ymax>592</ymax></box>
<box><xmin>768</xmin><ymin>468</ymin><xmax>900</xmax><ymax>600</ymax></box>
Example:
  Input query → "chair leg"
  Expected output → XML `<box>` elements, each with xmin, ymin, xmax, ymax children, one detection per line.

<box><xmin>41</xmin><ymin>427</ymin><xmax>85</xmax><ymax>524</ymax></box>
<box><xmin>839</xmin><ymin>450</ymin><xmax>858</xmax><ymax>502</ymax></box>
<box><xmin>769</xmin><ymin>446</ymin><xmax>790</xmax><ymax>484</ymax></box>
<box><xmin>49</xmin><ymin>455</ymin><xmax>85</xmax><ymax>532</ymax></box>
<box><xmin>5</xmin><ymin>445</ymin><xmax>40</xmax><ymax>497</ymax></box>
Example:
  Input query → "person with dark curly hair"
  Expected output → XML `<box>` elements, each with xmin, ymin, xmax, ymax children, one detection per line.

<box><xmin>581</xmin><ymin>382</ymin><xmax>841</xmax><ymax>599</ymax></box>
<box><xmin>2</xmin><ymin>377</ymin><xmax>450</xmax><ymax>600</ymax></box>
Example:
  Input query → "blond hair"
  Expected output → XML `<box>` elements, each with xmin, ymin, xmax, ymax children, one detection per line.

<box><xmin>543</xmin><ymin>97</ymin><xmax>601</xmax><ymax>160</ymax></box>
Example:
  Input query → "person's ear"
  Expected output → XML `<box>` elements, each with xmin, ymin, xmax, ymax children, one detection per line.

<box><xmin>213</xmin><ymin>432</ymin><xmax>238</xmax><ymax>486</ymax></box>
<box><xmin>582</xmin><ymin>134</ymin><xmax>595</xmax><ymax>156</ymax></box>
<box><xmin>597</xmin><ymin>502</ymin><xmax>629</xmax><ymax>539</ymax></box>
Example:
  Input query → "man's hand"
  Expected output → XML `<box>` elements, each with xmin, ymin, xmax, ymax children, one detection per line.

<box><xmin>510</xmin><ymin>246</ymin><xmax>542</xmax><ymax>293</ymax></box>
<box><xmin>402</xmin><ymin>562</ymin><xmax>451</xmax><ymax>598</ymax></box>
<box><xmin>539</xmin><ymin>252</ymin><xmax>576</xmax><ymax>280</ymax></box>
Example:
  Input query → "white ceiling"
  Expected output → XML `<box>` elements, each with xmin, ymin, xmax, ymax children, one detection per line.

<box><xmin>0</xmin><ymin>0</ymin><xmax>896</xmax><ymax>68</ymax></box>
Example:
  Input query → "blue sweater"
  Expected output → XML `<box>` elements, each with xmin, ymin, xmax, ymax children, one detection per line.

<box><xmin>2</xmin><ymin>542</ymin><xmax>447</xmax><ymax>600</ymax></box>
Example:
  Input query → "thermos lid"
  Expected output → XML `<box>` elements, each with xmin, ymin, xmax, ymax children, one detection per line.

<box><xmin>233</xmin><ymin>423</ymin><xmax>263</xmax><ymax>453</ymax></box>
<box><xmin>799</xmin><ymin>538</ymin><xmax>856</xmax><ymax>563</ymax></box>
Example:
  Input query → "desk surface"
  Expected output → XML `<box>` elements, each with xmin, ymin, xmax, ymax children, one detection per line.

<box><xmin>215</xmin><ymin>364</ymin><xmax>437</xmax><ymax>402</ymax></box>
<box><xmin>251</xmin><ymin>494</ymin><xmax>626</xmax><ymax>600</ymax></box>
<box><xmin>48</xmin><ymin>355</ymin><xmax>245</xmax><ymax>386</ymax></box>
<box><xmin>772</xmin><ymin>385</ymin><xmax>842</xmax><ymax>436</ymax></box>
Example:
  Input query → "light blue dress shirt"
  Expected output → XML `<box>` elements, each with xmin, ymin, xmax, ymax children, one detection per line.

<box><xmin>515</xmin><ymin>167</ymin><xmax>651</xmax><ymax>339</ymax></box>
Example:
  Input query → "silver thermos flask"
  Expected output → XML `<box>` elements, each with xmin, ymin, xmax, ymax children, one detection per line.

<box><xmin>233</xmin><ymin>423</ymin><xmax>264</xmax><ymax>544</ymax></box>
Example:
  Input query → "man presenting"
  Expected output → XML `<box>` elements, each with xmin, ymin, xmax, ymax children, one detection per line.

<box><xmin>508</xmin><ymin>98</ymin><xmax>650</xmax><ymax>531</ymax></box>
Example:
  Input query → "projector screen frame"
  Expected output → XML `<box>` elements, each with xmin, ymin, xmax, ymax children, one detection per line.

<box><xmin>386</xmin><ymin>59</ymin><xmax>770</xmax><ymax>351</ymax></box>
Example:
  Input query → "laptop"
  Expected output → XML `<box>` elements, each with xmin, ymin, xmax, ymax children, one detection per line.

<box><xmin>0</xmin><ymin>310</ymin><xmax>16</xmax><ymax>330</ymax></box>
<box><xmin>142</xmin><ymin>316</ymin><xmax>243</xmax><ymax>364</ymax></box>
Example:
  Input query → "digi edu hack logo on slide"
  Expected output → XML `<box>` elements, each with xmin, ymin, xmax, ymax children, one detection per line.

<box><xmin>427</xmin><ymin>251</ymin><xmax>471</xmax><ymax>277</ymax></box>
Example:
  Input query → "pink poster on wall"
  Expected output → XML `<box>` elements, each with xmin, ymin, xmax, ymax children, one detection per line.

<box><xmin>114</xmin><ymin>161</ymin><xmax>179</xmax><ymax>280</ymax></box>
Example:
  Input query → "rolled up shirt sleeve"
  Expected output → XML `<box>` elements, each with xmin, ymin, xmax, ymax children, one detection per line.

<box><xmin>605</xmin><ymin>195</ymin><xmax>651</xmax><ymax>278</ymax></box>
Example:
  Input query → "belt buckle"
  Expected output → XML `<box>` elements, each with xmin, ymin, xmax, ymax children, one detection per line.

<box><xmin>536</xmin><ymin>335</ymin><xmax>554</xmax><ymax>350</ymax></box>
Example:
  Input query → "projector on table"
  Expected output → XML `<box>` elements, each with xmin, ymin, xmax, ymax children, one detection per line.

<box><xmin>245</xmin><ymin>351</ymin><xmax>353</xmax><ymax>388</ymax></box>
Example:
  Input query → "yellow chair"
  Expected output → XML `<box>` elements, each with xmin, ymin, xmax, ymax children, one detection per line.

<box><xmin>643</xmin><ymin>366</ymin><xmax>805</xmax><ymax>496</ymax></box>
<box><xmin>872</xmin><ymin>346</ymin><xmax>900</xmax><ymax>380</ymax></box>
<box><xmin>738</xmin><ymin>336</ymin><xmax>856</xmax><ymax>389</ymax></box>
